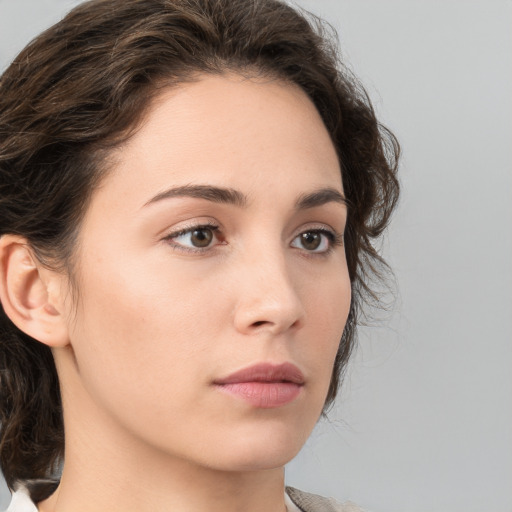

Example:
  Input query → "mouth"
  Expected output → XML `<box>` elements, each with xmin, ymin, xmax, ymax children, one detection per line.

<box><xmin>213</xmin><ymin>362</ymin><xmax>305</xmax><ymax>408</ymax></box>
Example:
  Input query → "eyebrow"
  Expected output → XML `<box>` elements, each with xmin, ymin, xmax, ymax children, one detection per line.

<box><xmin>294</xmin><ymin>188</ymin><xmax>348</xmax><ymax>210</ymax></box>
<box><xmin>144</xmin><ymin>184</ymin><xmax>247</xmax><ymax>208</ymax></box>
<box><xmin>143</xmin><ymin>184</ymin><xmax>347</xmax><ymax>210</ymax></box>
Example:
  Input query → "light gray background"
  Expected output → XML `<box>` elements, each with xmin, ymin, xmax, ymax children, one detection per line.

<box><xmin>0</xmin><ymin>1</ymin><xmax>511</xmax><ymax>511</ymax></box>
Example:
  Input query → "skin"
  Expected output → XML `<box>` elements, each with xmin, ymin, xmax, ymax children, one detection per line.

<box><xmin>27</xmin><ymin>74</ymin><xmax>350</xmax><ymax>511</ymax></box>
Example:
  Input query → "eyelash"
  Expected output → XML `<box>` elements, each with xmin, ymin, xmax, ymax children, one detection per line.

<box><xmin>163</xmin><ymin>222</ymin><xmax>344</xmax><ymax>256</ymax></box>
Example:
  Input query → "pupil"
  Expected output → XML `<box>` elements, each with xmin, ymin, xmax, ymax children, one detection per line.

<box><xmin>302</xmin><ymin>232</ymin><xmax>320</xmax><ymax>250</ymax></box>
<box><xmin>191</xmin><ymin>228</ymin><xmax>213</xmax><ymax>247</ymax></box>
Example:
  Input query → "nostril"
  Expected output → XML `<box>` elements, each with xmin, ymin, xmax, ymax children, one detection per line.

<box><xmin>252</xmin><ymin>321</ymin><xmax>267</xmax><ymax>327</ymax></box>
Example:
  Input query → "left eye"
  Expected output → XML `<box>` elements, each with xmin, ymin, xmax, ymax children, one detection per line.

<box><xmin>290</xmin><ymin>230</ymin><xmax>334</xmax><ymax>253</ymax></box>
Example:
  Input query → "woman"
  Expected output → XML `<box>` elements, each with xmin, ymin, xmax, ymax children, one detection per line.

<box><xmin>0</xmin><ymin>0</ymin><xmax>399</xmax><ymax>510</ymax></box>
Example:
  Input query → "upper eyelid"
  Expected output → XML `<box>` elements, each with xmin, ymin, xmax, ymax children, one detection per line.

<box><xmin>169</xmin><ymin>225</ymin><xmax>217</xmax><ymax>238</ymax></box>
<box><xmin>292</xmin><ymin>228</ymin><xmax>343</xmax><ymax>247</ymax></box>
<box><xmin>163</xmin><ymin>221</ymin><xmax>220</xmax><ymax>237</ymax></box>
<box><xmin>291</xmin><ymin>222</ymin><xmax>342</xmax><ymax>240</ymax></box>
<box><xmin>164</xmin><ymin>222</ymin><xmax>340</xmax><ymax>240</ymax></box>
<box><xmin>164</xmin><ymin>220</ymin><xmax>344</xmax><ymax>240</ymax></box>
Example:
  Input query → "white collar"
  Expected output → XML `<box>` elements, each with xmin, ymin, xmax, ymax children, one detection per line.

<box><xmin>6</xmin><ymin>486</ymin><xmax>37</xmax><ymax>512</ymax></box>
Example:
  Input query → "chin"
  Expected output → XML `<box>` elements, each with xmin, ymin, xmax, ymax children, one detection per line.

<box><xmin>198</xmin><ymin>421</ymin><xmax>311</xmax><ymax>473</ymax></box>
<box><xmin>209</xmin><ymin>447</ymin><xmax>301</xmax><ymax>473</ymax></box>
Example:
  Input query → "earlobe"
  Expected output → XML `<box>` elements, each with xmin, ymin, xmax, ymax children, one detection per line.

<box><xmin>0</xmin><ymin>234</ymin><xmax>70</xmax><ymax>347</ymax></box>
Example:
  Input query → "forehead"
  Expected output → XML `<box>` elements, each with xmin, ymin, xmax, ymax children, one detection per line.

<box><xmin>94</xmin><ymin>73</ymin><xmax>342</xmax><ymax>212</ymax></box>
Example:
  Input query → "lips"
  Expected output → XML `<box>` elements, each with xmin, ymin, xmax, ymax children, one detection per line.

<box><xmin>213</xmin><ymin>362</ymin><xmax>305</xmax><ymax>408</ymax></box>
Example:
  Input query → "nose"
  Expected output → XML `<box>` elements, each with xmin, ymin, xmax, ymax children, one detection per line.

<box><xmin>232</xmin><ymin>249</ymin><xmax>305</xmax><ymax>336</ymax></box>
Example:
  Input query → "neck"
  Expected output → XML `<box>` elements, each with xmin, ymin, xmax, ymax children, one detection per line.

<box><xmin>40</xmin><ymin>458</ymin><xmax>286</xmax><ymax>512</ymax></box>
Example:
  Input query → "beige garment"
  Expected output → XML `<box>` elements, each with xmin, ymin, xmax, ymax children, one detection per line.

<box><xmin>286</xmin><ymin>486</ymin><xmax>366</xmax><ymax>512</ymax></box>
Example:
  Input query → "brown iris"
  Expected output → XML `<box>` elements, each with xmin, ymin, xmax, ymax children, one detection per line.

<box><xmin>190</xmin><ymin>227</ymin><xmax>214</xmax><ymax>247</ymax></box>
<box><xmin>300</xmin><ymin>232</ymin><xmax>321</xmax><ymax>251</ymax></box>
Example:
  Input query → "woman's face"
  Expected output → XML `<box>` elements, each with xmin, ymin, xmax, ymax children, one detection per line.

<box><xmin>59</xmin><ymin>73</ymin><xmax>350</xmax><ymax>472</ymax></box>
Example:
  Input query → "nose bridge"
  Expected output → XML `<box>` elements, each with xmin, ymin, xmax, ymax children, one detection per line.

<box><xmin>232</xmin><ymin>236</ymin><xmax>305</xmax><ymax>335</ymax></box>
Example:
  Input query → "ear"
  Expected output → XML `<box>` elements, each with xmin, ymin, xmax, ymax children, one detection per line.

<box><xmin>0</xmin><ymin>234</ymin><xmax>70</xmax><ymax>347</ymax></box>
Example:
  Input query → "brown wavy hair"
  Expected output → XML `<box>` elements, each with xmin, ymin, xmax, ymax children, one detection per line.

<box><xmin>0</xmin><ymin>0</ymin><xmax>399</xmax><ymax>500</ymax></box>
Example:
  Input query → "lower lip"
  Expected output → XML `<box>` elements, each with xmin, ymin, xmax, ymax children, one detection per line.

<box><xmin>215</xmin><ymin>382</ymin><xmax>303</xmax><ymax>408</ymax></box>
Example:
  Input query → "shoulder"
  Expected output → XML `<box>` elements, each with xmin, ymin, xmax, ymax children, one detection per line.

<box><xmin>286</xmin><ymin>486</ymin><xmax>366</xmax><ymax>512</ymax></box>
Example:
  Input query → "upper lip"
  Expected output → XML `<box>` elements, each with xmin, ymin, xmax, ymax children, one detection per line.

<box><xmin>213</xmin><ymin>362</ymin><xmax>305</xmax><ymax>385</ymax></box>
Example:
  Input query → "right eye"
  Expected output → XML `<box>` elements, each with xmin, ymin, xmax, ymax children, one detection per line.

<box><xmin>164</xmin><ymin>224</ymin><xmax>222</xmax><ymax>252</ymax></box>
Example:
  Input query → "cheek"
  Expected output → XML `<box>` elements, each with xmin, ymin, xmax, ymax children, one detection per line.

<box><xmin>66</xmin><ymin>254</ymin><xmax>222</xmax><ymax>418</ymax></box>
<box><xmin>296</xmin><ymin>264</ymin><xmax>351</xmax><ymax>379</ymax></box>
